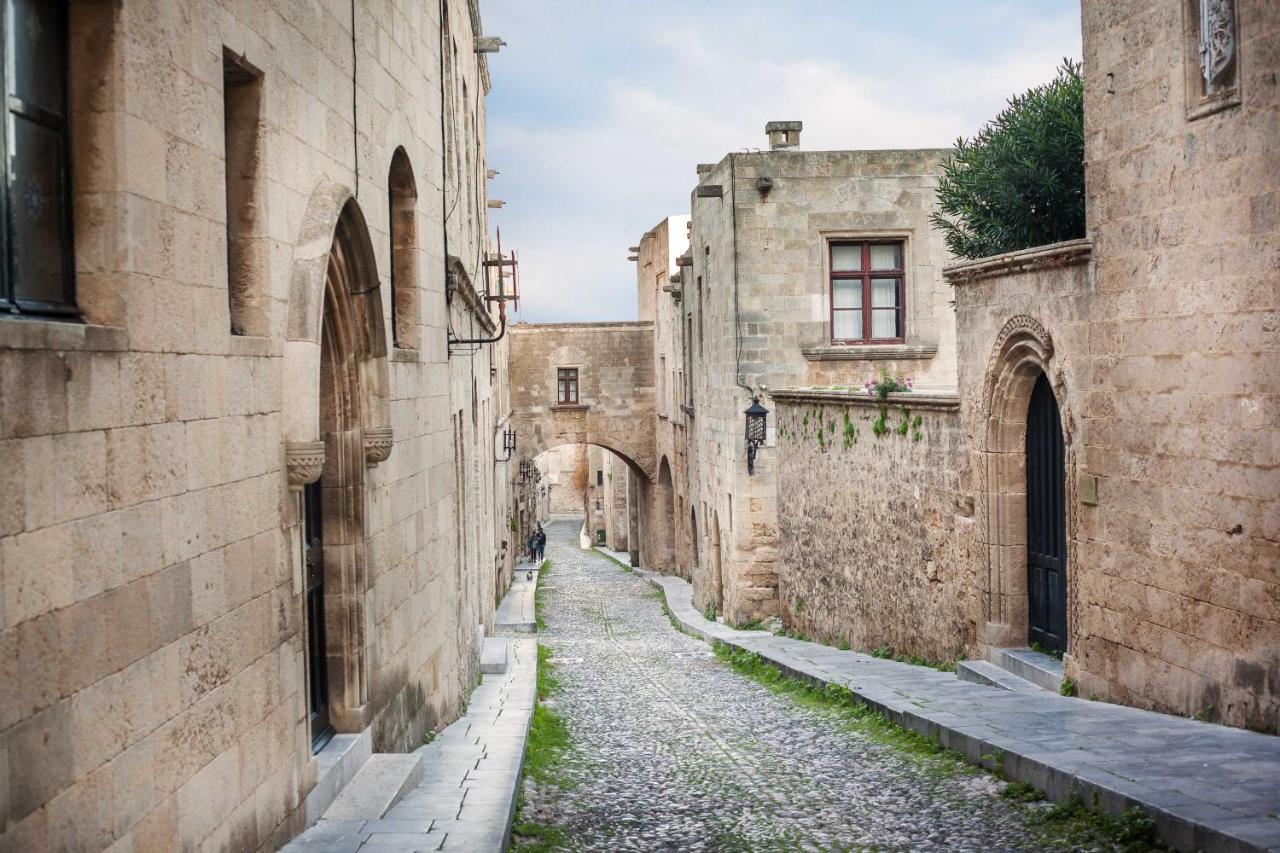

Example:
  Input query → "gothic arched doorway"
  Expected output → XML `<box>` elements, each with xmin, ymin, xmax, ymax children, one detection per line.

<box><xmin>302</xmin><ymin>199</ymin><xmax>389</xmax><ymax>750</ymax></box>
<box><xmin>1026</xmin><ymin>372</ymin><xmax>1067</xmax><ymax>653</ymax></box>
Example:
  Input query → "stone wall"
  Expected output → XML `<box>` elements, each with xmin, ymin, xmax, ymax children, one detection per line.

<box><xmin>0</xmin><ymin>1</ymin><xmax>505</xmax><ymax>850</ymax></box>
<box><xmin>680</xmin><ymin>145</ymin><xmax>955</xmax><ymax>624</ymax></box>
<box><xmin>1070</xmin><ymin>0</ymin><xmax>1278</xmax><ymax>731</ymax></box>
<box><xmin>774</xmin><ymin>391</ymin><xmax>975</xmax><ymax>661</ymax></box>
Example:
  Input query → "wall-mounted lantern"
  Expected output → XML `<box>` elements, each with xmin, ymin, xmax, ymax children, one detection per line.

<box><xmin>744</xmin><ymin>397</ymin><xmax>769</xmax><ymax>475</ymax></box>
<box><xmin>496</xmin><ymin>427</ymin><xmax>516</xmax><ymax>462</ymax></box>
<box><xmin>518</xmin><ymin>458</ymin><xmax>530</xmax><ymax>483</ymax></box>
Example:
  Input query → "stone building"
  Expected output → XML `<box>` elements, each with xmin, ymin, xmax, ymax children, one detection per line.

<box><xmin>943</xmin><ymin>0</ymin><xmax>1276</xmax><ymax>731</ymax></box>
<box><xmin>769</xmin><ymin>1</ymin><xmax>1279</xmax><ymax>733</ymax></box>
<box><xmin>670</xmin><ymin>129</ymin><xmax>955</xmax><ymax>624</ymax></box>
<box><xmin>0</xmin><ymin>1</ymin><xmax>515</xmax><ymax>849</ymax></box>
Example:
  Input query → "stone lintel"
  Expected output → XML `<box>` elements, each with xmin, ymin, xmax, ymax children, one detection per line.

<box><xmin>801</xmin><ymin>343</ymin><xmax>939</xmax><ymax>362</ymax></box>
<box><xmin>942</xmin><ymin>238</ymin><xmax>1092</xmax><ymax>285</ymax></box>
<box><xmin>770</xmin><ymin>388</ymin><xmax>960</xmax><ymax>412</ymax></box>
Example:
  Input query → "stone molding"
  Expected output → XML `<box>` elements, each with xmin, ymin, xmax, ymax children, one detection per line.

<box><xmin>801</xmin><ymin>343</ymin><xmax>939</xmax><ymax>362</ymax></box>
<box><xmin>363</xmin><ymin>427</ymin><xmax>393</xmax><ymax>468</ymax></box>
<box><xmin>285</xmin><ymin>440</ymin><xmax>326</xmax><ymax>489</ymax></box>
<box><xmin>770</xmin><ymin>388</ymin><xmax>960</xmax><ymax>412</ymax></box>
<box><xmin>942</xmin><ymin>238</ymin><xmax>1092</xmax><ymax>285</ymax></box>
<box><xmin>549</xmin><ymin>404</ymin><xmax>590</xmax><ymax>413</ymax></box>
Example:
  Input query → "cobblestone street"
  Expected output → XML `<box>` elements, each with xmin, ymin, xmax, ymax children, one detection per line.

<box><xmin>518</xmin><ymin>520</ymin><xmax>1081</xmax><ymax>852</ymax></box>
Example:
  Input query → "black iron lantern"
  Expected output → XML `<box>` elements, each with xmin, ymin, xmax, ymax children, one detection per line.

<box><xmin>497</xmin><ymin>426</ymin><xmax>517</xmax><ymax>462</ymax></box>
<box><xmin>518</xmin><ymin>458</ymin><xmax>530</xmax><ymax>483</ymax></box>
<box><xmin>744</xmin><ymin>396</ymin><xmax>769</xmax><ymax>475</ymax></box>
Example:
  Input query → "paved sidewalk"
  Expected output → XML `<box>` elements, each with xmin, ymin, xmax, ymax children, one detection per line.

<box><xmin>632</xmin><ymin>563</ymin><xmax>1280</xmax><ymax>853</ymax></box>
<box><xmin>284</xmin><ymin>638</ymin><xmax>536</xmax><ymax>852</ymax></box>
<box><xmin>495</xmin><ymin>562</ymin><xmax>539</xmax><ymax>632</ymax></box>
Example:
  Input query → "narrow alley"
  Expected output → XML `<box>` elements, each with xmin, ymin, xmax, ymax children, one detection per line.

<box><xmin>515</xmin><ymin>520</ymin><xmax>1099</xmax><ymax>852</ymax></box>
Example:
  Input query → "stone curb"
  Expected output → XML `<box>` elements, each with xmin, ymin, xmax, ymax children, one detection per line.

<box><xmin>631</xmin><ymin>567</ymin><xmax>1280</xmax><ymax>853</ymax></box>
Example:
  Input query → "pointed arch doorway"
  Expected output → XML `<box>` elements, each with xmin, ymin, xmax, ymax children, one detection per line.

<box><xmin>299</xmin><ymin>198</ymin><xmax>391</xmax><ymax>751</ymax></box>
<box><xmin>1026</xmin><ymin>372</ymin><xmax>1067</xmax><ymax>653</ymax></box>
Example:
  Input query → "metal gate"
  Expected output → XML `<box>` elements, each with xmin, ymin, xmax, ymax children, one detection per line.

<box><xmin>303</xmin><ymin>481</ymin><xmax>333</xmax><ymax>751</ymax></box>
<box><xmin>1026</xmin><ymin>373</ymin><xmax>1067</xmax><ymax>653</ymax></box>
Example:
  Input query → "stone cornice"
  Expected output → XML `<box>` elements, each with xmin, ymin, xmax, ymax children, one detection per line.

<box><xmin>943</xmin><ymin>238</ymin><xmax>1092</xmax><ymax>285</ymax></box>
<box><xmin>802</xmin><ymin>343</ymin><xmax>938</xmax><ymax>362</ymax></box>
<box><xmin>770</xmin><ymin>388</ymin><xmax>960</xmax><ymax>412</ymax></box>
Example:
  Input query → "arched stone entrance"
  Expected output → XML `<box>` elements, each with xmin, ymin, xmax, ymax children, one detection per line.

<box><xmin>711</xmin><ymin>512</ymin><xmax>724</xmax><ymax>612</ymax></box>
<box><xmin>689</xmin><ymin>507</ymin><xmax>700</xmax><ymax>577</ymax></box>
<box><xmin>285</xmin><ymin>188</ymin><xmax>393</xmax><ymax>748</ymax></box>
<box><xmin>976</xmin><ymin>315</ymin><xmax>1073</xmax><ymax>653</ymax></box>
<box><xmin>649</xmin><ymin>457</ymin><xmax>676</xmax><ymax>574</ymax></box>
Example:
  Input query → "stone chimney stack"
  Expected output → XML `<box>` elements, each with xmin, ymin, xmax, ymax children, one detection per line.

<box><xmin>766</xmin><ymin>120</ymin><xmax>802</xmax><ymax>150</ymax></box>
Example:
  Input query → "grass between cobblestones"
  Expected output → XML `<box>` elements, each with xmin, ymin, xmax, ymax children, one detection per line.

<box><xmin>712</xmin><ymin>642</ymin><xmax>1165</xmax><ymax>852</ymax></box>
<box><xmin>534</xmin><ymin>559</ymin><xmax>550</xmax><ymax>631</ymax></box>
<box><xmin>512</xmin><ymin>642</ymin><xmax>572</xmax><ymax>852</ymax></box>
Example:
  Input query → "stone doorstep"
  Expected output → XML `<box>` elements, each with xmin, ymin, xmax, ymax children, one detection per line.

<box><xmin>988</xmin><ymin>647</ymin><xmax>1065</xmax><ymax>692</ymax></box>
<box><xmin>305</xmin><ymin>730</ymin><xmax>374</xmax><ymax>826</ymax></box>
<box><xmin>635</xmin><ymin>568</ymin><xmax>1280</xmax><ymax>853</ymax></box>
<box><xmin>480</xmin><ymin>637</ymin><xmax>509</xmax><ymax>674</ymax></box>
<box><xmin>323</xmin><ymin>754</ymin><xmax>426</xmax><ymax>821</ymax></box>
<box><xmin>956</xmin><ymin>659</ymin><xmax>1048</xmax><ymax>694</ymax></box>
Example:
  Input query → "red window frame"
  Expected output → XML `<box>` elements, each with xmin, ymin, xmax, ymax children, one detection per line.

<box><xmin>556</xmin><ymin>367</ymin><xmax>579</xmax><ymax>404</ymax></box>
<box><xmin>828</xmin><ymin>240</ymin><xmax>906</xmax><ymax>344</ymax></box>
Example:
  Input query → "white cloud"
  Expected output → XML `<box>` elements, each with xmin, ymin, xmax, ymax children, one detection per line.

<box><xmin>486</xmin><ymin>1</ymin><xmax>1081</xmax><ymax>323</ymax></box>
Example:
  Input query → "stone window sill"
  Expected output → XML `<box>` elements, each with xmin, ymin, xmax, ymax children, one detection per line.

<box><xmin>0</xmin><ymin>317</ymin><xmax>128</xmax><ymax>352</ymax></box>
<box><xmin>551</xmin><ymin>403</ymin><xmax>589</xmax><ymax>412</ymax></box>
<box><xmin>802</xmin><ymin>343</ymin><xmax>938</xmax><ymax>362</ymax></box>
<box><xmin>1187</xmin><ymin>91</ymin><xmax>1241</xmax><ymax>121</ymax></box>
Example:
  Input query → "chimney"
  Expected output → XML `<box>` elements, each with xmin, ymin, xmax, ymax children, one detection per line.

<box><xmin>766</xmin><ymin>120</ymin><xmax>802</xmax><ymax>150</ymax></box>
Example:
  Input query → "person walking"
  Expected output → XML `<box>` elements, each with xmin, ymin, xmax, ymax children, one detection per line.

<box><xmin>527</xmin><ymin>531</ymin><xmax>538</xmax><ymax>563</ymax></box>
<box><xmin>535</xmin><ymin>525</ymin><xmax>547</xmax><ymax>562</ymax></box>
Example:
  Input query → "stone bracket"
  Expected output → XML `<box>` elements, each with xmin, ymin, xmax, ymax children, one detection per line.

<box><xmin>286</xmin><ymin>440</ymin><xmax>326</xmax><ymax>489</ymax></box>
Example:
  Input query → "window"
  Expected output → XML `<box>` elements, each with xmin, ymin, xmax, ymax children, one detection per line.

<box><xmin>223</xmin><ymin>49</ymin><xmax>266</xmax><ymax>335</ymax></box>
<box><xmin>556</xmin><ymin>367</ymin><xmax>578</xmax><ymax>405</ymax></box>
<box><xmin>2</xmin><ymin>0</ymin><xmax>75</xmax><ymax>316</ymax></box>
<box><xmin>596</xmin><ymin>470</ymin><xmax>603</xmax><ymax>486</ymax></box>
<box><xmin>388</xmin><ymin>148</ymin><xmax>419</xmax><ymax>349</ymax></box>
<box><xmin>829</xmin><ymin>240</ymin><xmax>905</xmax><ymax>344</ymax></box>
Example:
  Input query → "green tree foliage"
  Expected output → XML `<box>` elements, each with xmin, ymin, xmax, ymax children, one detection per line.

<box><xmin>931</xmin><ymin>60</ymin><xmax>1085</xmax><ymax>260</ymax></box>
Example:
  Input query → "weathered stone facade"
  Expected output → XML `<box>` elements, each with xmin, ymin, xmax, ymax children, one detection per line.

<box><xmin>0</xmin><ymin>1</ymin><xmax>512</xmax><ymax>850</ymax></box>
<box><xmin>774</xmin><ymin>391</ymin><xmax>975</xmax><ymax>661</ymax></box>
<box><xmin>676</xmin><ymin>142</ymin><xmax>955</xmax><ymax>623</ymax></box>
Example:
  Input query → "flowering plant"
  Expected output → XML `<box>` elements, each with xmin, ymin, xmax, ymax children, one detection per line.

<box><xmin>864</xmin><ymin>371</ymin><xmax>912</xmax><ymax>401</ymax></box>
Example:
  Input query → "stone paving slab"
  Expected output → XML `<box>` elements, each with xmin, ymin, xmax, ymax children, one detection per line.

<box><xmin>494</xmin><ymin>564</ymin><xmax>540</xmax><ymax>633</ymax></box>
<box><xmin>283</xmin><ymin>638</ymin><xmax>537</xmax><ymax>852</ymax></box>
<box><xmin>633</xmin><ymin>565</ymin><xmax>1280</xmax><ymax>853</ymax></box>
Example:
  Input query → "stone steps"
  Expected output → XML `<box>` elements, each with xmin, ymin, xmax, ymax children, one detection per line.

<box><xmin>322</xmin><ymin>754</ymin><xmax>425</xmax><ymax>821</ymax></box>
<box><xmin>988</xmin><ymin>646</ymin><xmax>1064</xmax><ymax>692</ymax></box>
<box><xmin>956</xmin><ymin>659</ymin><xmax>1046</xmax><ymax>693</ymax></box>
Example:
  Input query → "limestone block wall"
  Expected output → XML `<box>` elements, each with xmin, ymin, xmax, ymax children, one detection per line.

<box><xmin>1071</xmin><ymin>0</ymin><xmax>1278</xmax><ymax>732</ymax></box>
<box><xmin>774</xmin><ymin>391</ymin><xmax>975</xmax><ymax>661</ymax></box>
<box><xmin>0</xmin><ymin>1</ymin><xmax>504</xmax><ymax>850</ymax></box>
<box><xmin>682</xmin><ymin>147</ymin><xmax>955</xmax><ymax>624</ymax></box>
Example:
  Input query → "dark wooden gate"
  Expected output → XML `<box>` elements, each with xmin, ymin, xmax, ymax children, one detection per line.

<box><xmin>1026</xmin><ymin>373</ymin><xmax>1067</xmax><ymax>653</ymax></box>
<box><xmin>303</xmin><ymin>481</ymin><xmax>333</xmax><ymax>751</ymax></box>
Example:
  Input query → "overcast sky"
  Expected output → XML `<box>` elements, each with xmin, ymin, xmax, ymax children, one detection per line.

<box><xmin>482</xmin><ymin>1</ymin><xmax>1082</xmax><ymax>323</ymax></box>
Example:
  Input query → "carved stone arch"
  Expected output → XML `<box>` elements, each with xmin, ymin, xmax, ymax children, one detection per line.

<box><xmin>284</xmin><ymin>183</ymin><xmax>392</xmax><ymax>447</ymax></box>
<box><xmin>976</xmin><ymin>314</ymin><xmax>1076</xmax><ymax>651</ymax></box>
<box><xmin>283</xmin><ymin>184</ymin><xmax>394</xmax><ymax>739</ymax></box>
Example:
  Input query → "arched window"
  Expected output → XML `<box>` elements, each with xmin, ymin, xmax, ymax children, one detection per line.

<box><xmin>388</xmin><ymin>147</ymin><xmax>418</xmax><ymax>349</ymax></box>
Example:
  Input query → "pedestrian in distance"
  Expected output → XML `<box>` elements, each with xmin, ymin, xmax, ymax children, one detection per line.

<box><xmin>535</xmin><ymin>526</ymin><xmax>546</xmax><ymax>562</ymax></box>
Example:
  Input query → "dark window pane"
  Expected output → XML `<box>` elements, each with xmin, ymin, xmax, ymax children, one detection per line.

<box><xmin>8</xmin><ymin>0</ymin><xmax>65</xmax><ymax>116</ymax></box>
<box><xmin>9</xmin><ymin>116</ymin><xmax>69</xmax><ymax>307</ymax></box>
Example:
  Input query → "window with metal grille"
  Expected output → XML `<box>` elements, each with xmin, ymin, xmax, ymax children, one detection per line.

<box><xmin>556</xmin><ymin>367</ymin><xmax>578</xmax><ymax>404</ymax></box>
<box><xmin>829</xmin><ymin>240</ymin><xmax>905</xmax><ymax>344</ymax></box>
<box><xmin>2</xmin><ymin>0</ymin><xmax>75</xmax><ymax>317</ymax></box>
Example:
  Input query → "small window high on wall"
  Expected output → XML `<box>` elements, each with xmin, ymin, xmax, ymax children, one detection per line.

<box><xmin>829</xmin><ymin>240</ymin><xmax>905</xmax><ymax>344</ymax></box>
<box><xmin>223</xmin><ymin>49</ymin><xmax>266</xmax><ymax>336</ymax></box>
<box><xmin>2</xmin><ymin>0</ymin><xmax>75</xmax><ymax>317</ymax></box>
<box><xmin>388</xmin><ymin>148</ymin><xmax>419</xmax><ymax>349</ymax></box>
<box><xmin>557</xmin><ymin>368</ymin><xmax>579</xmax><ymax>405</ymax></box>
